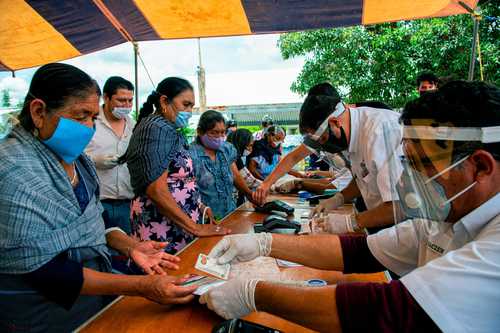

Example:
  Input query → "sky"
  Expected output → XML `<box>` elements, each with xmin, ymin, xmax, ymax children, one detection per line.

<box><xmin>0</xmin><ymin>34</ymin><xmax>307</xmax><ymax>108</ymax></box>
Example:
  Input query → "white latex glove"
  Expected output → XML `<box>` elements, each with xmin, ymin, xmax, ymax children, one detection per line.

<box><xmin>199</xmin><ymin>278</ymin><xmax>260</xmax><ymax>319</ymax></box>
<box><xmin>313</xmin><ymin>213</ymin><xmax>357</xmax><ymax>234</ymax></box>
<box><xmin>93</xmin><ymin>154</ymin><xmax>119</xmax><ymax>169</ymax></box>
<box><xmin>309</xmin><ymin>193</ymin><xmax>344</xmax><ymax>218</ymax></box>
<box><xmin>208</xmin><ymin>233</ymin><xmax>273</xmax><ymax>265</ymax></box>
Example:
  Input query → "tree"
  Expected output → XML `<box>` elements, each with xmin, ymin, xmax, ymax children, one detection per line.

<box><xmin>278</xmin><ymin>0</ymin><xmax>499</xmax><ymax>108</ymax></box>
<box><xmin>2</xmin><ymin>90</ymin><xmax>11</xmax><ymax>107</ymax></box>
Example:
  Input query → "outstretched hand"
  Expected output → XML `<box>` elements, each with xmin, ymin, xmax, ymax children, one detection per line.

<box><xmin>130</xmin><ymin>241</ymin><xmax>181</xmax><ymax>275</ymax></box>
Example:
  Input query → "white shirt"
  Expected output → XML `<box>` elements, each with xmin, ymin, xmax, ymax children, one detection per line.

<box><xmin>85</xmin><ymin>108</ymin><xmax>134</xmax><ymax>200</ymax></box>
<box><xmin>346</xmin><ymin>107</ymin><xmax>402</xmax><ymax>209</ymax></box>
<box><xmin>367</xmin><ymin>193</ymin><xmax>500</xmax><ymax>333</ymax></box>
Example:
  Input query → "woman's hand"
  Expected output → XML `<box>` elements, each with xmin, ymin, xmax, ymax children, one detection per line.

<box><xmin>193</xmin><ymin>224</ymin><xmax>231</xmax><ymax>237</ymax></box>
<box><xmin>253</xmin><ymin>182</ymin><xmax>270</xmax><ymax>206</ymax></box>
<box><xmin>130</xmin><ymin>241</ymin><xmax>181</xmax><ymax>275</ymax></box>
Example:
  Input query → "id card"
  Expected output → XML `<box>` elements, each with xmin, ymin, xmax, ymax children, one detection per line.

<box><xmin>195</xmin><ymin>253</ymin><xmax>230</xmax><ymax>280</ymax></box>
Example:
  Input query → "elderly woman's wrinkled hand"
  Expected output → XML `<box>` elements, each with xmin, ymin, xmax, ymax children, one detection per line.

<box><xmin>130</xmin><ymin>241</ymin><xmax>181</xmax><ymax>275</ymax></box>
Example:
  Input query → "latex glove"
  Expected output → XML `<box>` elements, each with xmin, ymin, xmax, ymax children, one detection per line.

<box><xmin>313</xmin><ymin>213</ymin><xmax>357</xmax><ymax>234</ymax></box>
<box><xmin>93</xmin><ymin>154</ymin><xmax>119</xmax><ymax>169</ymax></box>
<box><xmin>309</xmin><ymin>193</ymin><xmax>344</xmax><ymax>218</ymax></box>
<box><xmin>208</xmin><ymin>233</ymin><xmax>273</xmax><ymax>265</ymax></box>
<box><xmin>129</xmin><ymin>241</ymin><xmax>180</xmax><ymax>275</ymax></box>
<box><xmin>199</xmin><ymin>278</ymin><xmax>259</xmax><ymax>319</ymax></box>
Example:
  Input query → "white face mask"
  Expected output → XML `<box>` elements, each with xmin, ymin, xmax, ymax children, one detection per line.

<box><xmin>243</xmin><ymin>149</ymin><xmax>251</xmax><ymax>157</ymax></box>
<box><xmin>111</xmin><ymin>107</ymin><xmax>132</xmax><ymax>119</ymax></box>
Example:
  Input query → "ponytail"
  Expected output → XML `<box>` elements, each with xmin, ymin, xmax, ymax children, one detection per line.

<box><xmin>136</xmin><ymin>91</ymin><xmax>159</xmax><ymax>126</ymax></box>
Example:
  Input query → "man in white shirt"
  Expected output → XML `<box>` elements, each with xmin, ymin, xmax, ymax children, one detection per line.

<box><xmin>85</xmin><ymin>77</ymin><xmax>135</xmax><ymax>234</ymax></box>
<box><xmin>200</xmin><ymin>80</ymin><xmax>500</xmax><ymax>332</ymax></box>
<box><xmin>254</xmin><ymin>89</ymin><xmax>403</xmax><ymax>233</ymax></box>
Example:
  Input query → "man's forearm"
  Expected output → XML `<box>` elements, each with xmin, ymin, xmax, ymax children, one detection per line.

<box><xmin>255</xmin><ymin>282</ymin><xmax>341</xmax><ymax>333</ymax></box>
<box><xmin>270</xmin><ymin>234</ymin><xmax>344</xmax><ymax>271</ymax></box>
<box><xmin>339</xmin><ymin>179</ymin><xmax>360</xmax><ymax>202</ymax></box>
<box><xmin>356</xmin><ymin>201</ymin><xmax>395</xmax><ymax>229</ymax></box>
<box><xmin>81</xmin><ymin>267</ymin><xmax>145</xmax><ymax>296</ymax></box>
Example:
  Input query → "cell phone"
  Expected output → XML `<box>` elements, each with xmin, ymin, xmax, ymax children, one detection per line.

<box><xmin>212</xmin><ymin>318</ymin><xmax>283</xmax><ymax>333</ymax></box>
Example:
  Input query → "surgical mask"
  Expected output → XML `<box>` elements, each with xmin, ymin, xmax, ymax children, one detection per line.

<box><xmin>243</xmin><ymin>149</ymin><xmax>251</xmax><ymax>157</ymax></box>
<box><xmin>397</xmin><ymin>155</ymin><xmax>476</xmax><ymax>222</ymax></box>
<box><xmin>175</xmin><ymin>111</ymin><xmax>192</xmax><ymax>128</ymax></box>
<box><xmin>42</xmin><ymin>117</ymin><xmax>95</xmax><ymax>163</ymax></box>
<box><xmin>111</xmin><ymin>107</ymin><xmax>132</xmax><ymax>119</ymax></box>
<box><xmin>200</xmin><ymin>134</ymin><xmax>224</xmax><ymax>150</ymax></box>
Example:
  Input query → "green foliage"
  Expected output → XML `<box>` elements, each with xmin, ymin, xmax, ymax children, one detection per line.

<box><xmin>238</xmin><ymin>125</ymin><xmax>261</xmax><ymax>133</ymax></box>
<box><xmin>2</xmin><ymin>90</ymin><xmax>11</xmax><ymax>107</ymax></box>
<box><xmin>278</xmin><ymin>1</ymin><xmax>499</xmax><ymax>108</ymax></box>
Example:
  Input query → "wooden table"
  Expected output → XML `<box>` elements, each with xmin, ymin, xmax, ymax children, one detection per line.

<box><xmin>78</xmin><ymin>195</ymin><xmax>387</xmax><ymax>333</ymax></box>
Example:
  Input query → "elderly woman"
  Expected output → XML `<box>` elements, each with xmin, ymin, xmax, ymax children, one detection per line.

<box><xmin>248</xmin><ymin>125</ymin><xmax>291</xmax><ymax>180</ymax></box>
<box><xmin>126</xmin><ymin>78</ymin><xmax>228</xmax><ymax>254</ymax></box>
<box><xmin>0</xmin><ymin>63</ymin><xmax>197</xmax><ymax>332</ymax></box>
<box><xmin>189</xmin><ymin>111</ymin><xmax>255</xmax><ymax>219</ymax></box>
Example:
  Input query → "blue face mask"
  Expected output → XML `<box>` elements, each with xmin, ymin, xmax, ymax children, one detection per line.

<box><xmin>396</xmin><ymin>155</ymin><xmax>475</xmax><ymax>222</ymax></box>
<box><xmin>396</xmin><ymin>168</ymin><xmax>451</xmax><ymax>221</ymax></box>
<box><xmin>175</xmin><ymin>111</ymin><xmax>192</xmax><ymax>128</ymax></box>
<box><xmin>42</xmin><ymin>117</ymin><xmax>95</xmax><ymax>163</ymax></box>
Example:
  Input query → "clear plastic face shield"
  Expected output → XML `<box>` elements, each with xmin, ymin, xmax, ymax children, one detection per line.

<box><xmin>303</xmin><ymin>102</ymin><xmax>348</xmax><ymax>168</ymax></box>
<box><xmin>304</xmin><ymin>102</ymin><xmax>346</xmax><ymax>141</ymax></box>
<box><xmin>319</xmin><ymin>151</ymin><xmax>349</xmax><ymax>173</ymax></box>
<box><xmin>385</xmin><ymin>120</ymin><xmax>500</xmax><ymax>230</ymax></box>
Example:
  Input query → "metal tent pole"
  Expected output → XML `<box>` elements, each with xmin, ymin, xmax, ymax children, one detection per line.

<box><xmin>197</xmin><ymin>38</ymin><xmax>207</xmax><ymax>113</ymax></box>
<box><xmin>133</xmin><ymin>42</ymin><xmax>139</xmax><ymax>120</ymax></box>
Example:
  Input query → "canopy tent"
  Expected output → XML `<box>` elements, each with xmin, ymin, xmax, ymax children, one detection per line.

<box><xmin>0</xmin><ymin>0</ymin><xmax>479</xmax><ymax>72</ymax></box>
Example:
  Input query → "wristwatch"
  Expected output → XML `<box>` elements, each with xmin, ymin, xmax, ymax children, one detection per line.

<box><xmin>349</xmin><ymin>213</ymin><xmax>361</xmax><ymax>232</ymax></box>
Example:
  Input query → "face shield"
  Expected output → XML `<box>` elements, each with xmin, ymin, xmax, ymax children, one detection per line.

<box><xmin>318</xmin><ymin>151</ymin><xmax>349</xmax><ymax>172</ymax></box>
<box><xmin>303</xmin><ymin>102</ymin><xmax>347</xmax><ymax>155</ymax></box>
<box><xmin>385</xmin><ymin>120</ymin><xmax>500</xmax><ymax>226</ymax></box>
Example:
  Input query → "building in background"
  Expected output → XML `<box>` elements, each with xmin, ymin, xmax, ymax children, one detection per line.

<box><xmin>193</xmin><ymin>102</ymin><xmax>302</xmax><ymax>134</ymax></box>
